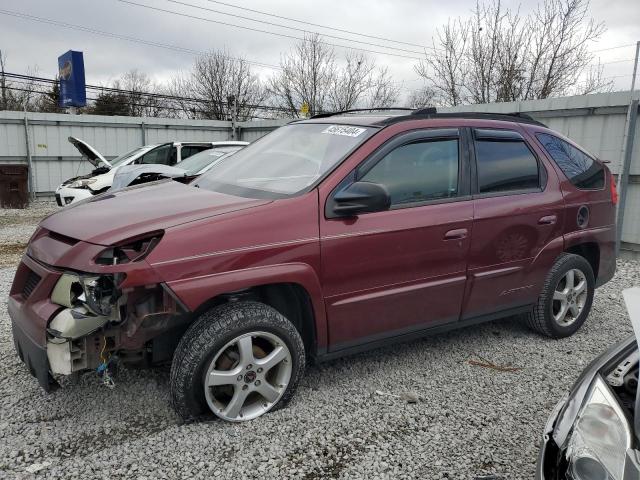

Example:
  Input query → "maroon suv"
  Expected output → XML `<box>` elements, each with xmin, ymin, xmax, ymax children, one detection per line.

<box><xmin>9</xmin><ymin>110</ymin><xmax>617</xmax><ymax>422</ymax></box>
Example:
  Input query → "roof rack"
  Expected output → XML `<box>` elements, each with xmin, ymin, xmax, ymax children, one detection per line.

<box><xmin>310</xmin><ymin>107</ymin><xmax>415</xmax><ymax>119</ymax></box>
<box><xmin>376</xmin><ymin>108</ymin><xmax>546</xmax><ymax>127</ymax></box>
<box><xmin>308</xmin><ymin>106</ymin><xmax>546</xmax><ymax>127</ymax></box>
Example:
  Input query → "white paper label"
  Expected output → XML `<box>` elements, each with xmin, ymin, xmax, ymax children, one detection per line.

<box><xmin>321</xmin><ymin>125</ymin><xmax>366</xmax><ymax>137</ymax></box>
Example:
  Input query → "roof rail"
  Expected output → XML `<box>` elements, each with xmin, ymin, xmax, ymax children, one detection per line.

<box><xmin>310</xmin><ymin>107</ymin><xmax>414</xmax><ymax>119</ymax></box>
<box><xmin>374</xmin><ymin>108</ymin><xmax>546</xmax><ymax>127</ymax></box>
<box><xmin>307</xmin><ymin>106</ymin><xmax>546</xmax><ymax>127</ymax></box>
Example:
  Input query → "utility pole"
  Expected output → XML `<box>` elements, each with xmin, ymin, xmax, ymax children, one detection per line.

<box><xmin>615</xmin><ymin>40</ymin><xmax>640</xmax><ymax>256</ymax></box>
<box><xmin>0</xmin><ymin>49</ymin><xmax>7</xmax><ymax>110</ymax></box>
<box><xmin>227</xmin><ymin>94</ymin><xmax>238</xmax><ymax>140</ymax></box>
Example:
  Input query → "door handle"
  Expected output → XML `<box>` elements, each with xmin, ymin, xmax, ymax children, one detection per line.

<box><xmin>538</xmin><ymin>215</ymin><xmax>557</xmax><ymax>225</ymax></box>
<box><xmin>444</xmin><ymin>228</ymin><xmax>468</xmax><ymax>240</ymax></box>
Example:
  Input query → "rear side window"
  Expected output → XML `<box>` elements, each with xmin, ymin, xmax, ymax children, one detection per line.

<box><xmin>475</xmin><ymin>140</ymin><xmax>539</xmax><ymax>193</ymax></box>
<box><xmin>361</xmin><ymin>139</ymin><xmax>459</xmax><ymax>206</ymax></box>
<box><xmin>536</xmin><ymin>133</ymin><xmax>604</xmax><ymax>189</ymax></box>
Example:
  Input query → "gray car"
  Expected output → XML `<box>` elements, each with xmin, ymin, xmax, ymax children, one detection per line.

<box><xmin>537</xmin><ymin>287</ymin><xmax>640</xmax><ymax>479</ymax></box>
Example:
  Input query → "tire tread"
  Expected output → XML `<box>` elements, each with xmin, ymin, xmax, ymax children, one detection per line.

<box><xmin>169</xmin><ymin>301</ymin><xmax>305</xmax><ymax>421</ymax></box>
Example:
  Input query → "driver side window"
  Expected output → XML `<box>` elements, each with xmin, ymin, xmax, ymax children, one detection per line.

<box><xmin>360</xmin><ymin>139</ymin><xmax>459</xmax><ymax>206</ymax></box>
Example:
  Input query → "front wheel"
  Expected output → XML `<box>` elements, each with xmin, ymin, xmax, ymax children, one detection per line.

<box><xmin>170</xmin><ymin>301</ymin><xmax>305</xmax><ymax>422</ymax></box>
<box><xmin>526</xmin><ymin>253</ymin><xmax>595</xmax><ymax>338</ymax></box>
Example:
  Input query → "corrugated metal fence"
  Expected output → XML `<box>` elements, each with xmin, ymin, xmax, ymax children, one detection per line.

<box><xmin>1</xmin><ymin>91</ymin><xmax>639</xmax><ymax>250</ymax></box>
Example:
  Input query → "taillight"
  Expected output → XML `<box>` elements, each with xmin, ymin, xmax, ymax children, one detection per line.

<box><xmin>610</xmin><ymin>174</ymin><xmax>618</xmax><ymax>205</ymax></box>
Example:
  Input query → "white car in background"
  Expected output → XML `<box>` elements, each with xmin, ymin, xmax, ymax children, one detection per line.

<box><xmin>55</xmin><ymin>137</ymin><xmax>248</xmax><ymax>206</ymax></box>
<box><xmin>109</xmin><ymin>144</ymin><xmax>247</xmax><ymax>191</ymax></box>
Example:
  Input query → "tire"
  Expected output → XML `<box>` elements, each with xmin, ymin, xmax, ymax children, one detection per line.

<box><xmin>169</xmin><ymin>301</ymin><xmax>305</xmax><ymax>422</ymax></box>
<box><xmin>526</xmin><ymin>253</ymin><xmax>595</xmax><ymax>339</ymax></box>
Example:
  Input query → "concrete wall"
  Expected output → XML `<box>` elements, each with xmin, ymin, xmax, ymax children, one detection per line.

<box><xmin>1</xmin><ymin>90</ymin><xmax>638</xmax><ymax>248</ymax></box>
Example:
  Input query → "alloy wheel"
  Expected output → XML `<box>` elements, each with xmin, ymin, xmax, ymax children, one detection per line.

<box><xmin>204</xmin><ymin>331</ymin><xmax>292</xmax><ymax>422</ymax></box>
<box><xmin>552</xmin><ymin>268</ymin><xmax>588</xmax><ymax>327</ymax></box>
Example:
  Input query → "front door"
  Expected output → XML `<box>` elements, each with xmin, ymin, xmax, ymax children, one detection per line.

<box><xmin>320</xmin><ymin>128</ymin><xmax>473</xmax><ymax>351</ymax></box>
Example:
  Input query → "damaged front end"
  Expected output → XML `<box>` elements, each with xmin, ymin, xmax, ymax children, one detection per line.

<box><xmin>538</xmin><ymin>288</ymin><xmax>640</xmax><ymax>480</ymax></box>
<box><xmin>9</xmin><ymin>228</ymin><xmax>189</xmax><ymax>390</ymax></box>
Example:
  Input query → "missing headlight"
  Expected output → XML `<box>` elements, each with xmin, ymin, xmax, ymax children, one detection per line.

<box><xmin>82</xmin><ymin>276</ymin><xmax>117</xmax><ymax>316</ymax></box>
<box><xmin>95</xmin><ymin>231</ymin><xmax>163</xmax><ymax>265</ymax></box>
<box><xmin>51</xmin><ymin>273</ymin><xmax>123</xmax><ymax>318</ymax></box>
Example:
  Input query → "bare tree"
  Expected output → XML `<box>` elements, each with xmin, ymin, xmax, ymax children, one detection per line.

<box><xmin>415</xmin><ymin>19</ymin><xmax>469</xmax><ymax>106</ymax></box>
<box><xmin>328</xmin><ymin>52</ymin><xmax>374</xmax><ymax>111</ymax></box>
<box><xmin>0</xmin><ymin>51</ymin><xmax>40</xmax><ymax>111</ymax></box>
<box><xmin>526</xmin><ymin>0</ymin><xmax>608</xmax><ymax>98</ymax></box>
<box><xmin>118</xmin><ymin>70</ymin><xmax>168</xmax><ymax>117</ymax></box>
<box><xmin>407</xmin><ymin>84</ymin><xmax>437</xmax><ymax>108</ymax></box>
<box><xmin>175</xmin><ymin>49</ymin><xmax>267</xmax><ymax>121</ymax></box>
<box><xmin>366</xmin><ymin>67</ymin><xmax>400</xmax><ymax>108</ymax></box>
<box><xmin>0</xmin><ymin>50</ymin><xmax>7</xmax><ymax>111</ymax></box>
<box><xmin>416</xmin><ymin>0</ymin><xmax>610</xmax><ymax>105</ymax></box>
<box><xmin>269</xmin><ymin>34</ymin><xmax>336</xmax><ymax>117</ymax></box>
<box><xmin>165</xmin><ymin>73</ymin><xmax>196</xmax><ymax>118</ymax></box>
<box><xmin>270</xmin><ymin>34</ymin><xmax>400</xmax><ymax>117</ymax></box>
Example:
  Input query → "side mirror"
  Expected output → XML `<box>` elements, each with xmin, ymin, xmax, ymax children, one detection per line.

<box><xmin>331</xmin><ymin>181</ymin><xmax>391</xmax><ymax>217</ymax></box>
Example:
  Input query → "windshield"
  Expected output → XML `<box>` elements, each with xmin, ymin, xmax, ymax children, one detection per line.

<box><xmin>195</xmin><ymin>123</ymin><xmax>376</xmax><ymax>197</ymax></box>
<box><xmin>110</xmin><ymin>146</ymin><xmax>153</xmax><ymax>168</ymax></box>
<box><xmin>178</xmin><ymin>146</ymin><xmax>244</xmax><ymax>175</ymax></box>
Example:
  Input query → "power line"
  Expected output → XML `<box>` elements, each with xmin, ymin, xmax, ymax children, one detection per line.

<box><xmin>3</xmin><ymin>72</ymin><xmax>292</xmax><ymax>114</ymax></box>
<box><xmin>0</xmin><ymin>8</ymin><xmax>281</xmax><ymax>70</ymax></box>
<box><xmin>3</xmin><ymin>84</ymin><xmax>291</xmax><ymax>119</ymax></box>
<box><xmin>118</xmin><ymin>0</ymin><xmax>425</xmax><ymax>61</ymax></box>
<box><xmin>165</xmin><ymin>0</ymin><xmax>432</xmax><ymax>56</ymax></box>
<box><xmin>591</xmin><ymin>43</ymin><xmax>637</xmax><ymax>53</ymax></box>
<box><xmin>205</xmin><ymin>0</ymin><xmax>428</xmax><ymax>49</ymax></box>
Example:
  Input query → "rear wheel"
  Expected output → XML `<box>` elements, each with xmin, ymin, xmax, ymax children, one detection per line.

<box><xmin>526</xmin><ymin>253</ymin><xmax>595</xmax><ymax>338</ymax></box>
<box><xmin>170</xmin><ymin>301</ymin><xmax>305</xmax><ymax>422</ymax></box>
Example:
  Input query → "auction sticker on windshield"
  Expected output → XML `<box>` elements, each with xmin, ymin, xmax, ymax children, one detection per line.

<box><xmin>322</xmin><ymin>125</ymin><xmax>366</xmax><ymax>137</ymax></box>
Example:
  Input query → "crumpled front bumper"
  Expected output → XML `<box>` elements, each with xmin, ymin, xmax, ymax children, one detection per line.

<box><xmin>8</xmin><ymin>255</ymin><xmax>64</xmax><ymax>391</ymax></box>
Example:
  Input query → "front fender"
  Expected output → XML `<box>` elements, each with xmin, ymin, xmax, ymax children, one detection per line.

<box><xmin>165</xmin><ymin>262</ymin><xmax>327</xmax><ymax>349</ymax></box>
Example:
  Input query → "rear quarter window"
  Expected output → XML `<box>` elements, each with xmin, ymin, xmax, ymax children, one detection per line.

<box><xmin>536</xmin><ymin>133</ymin><xmax>604</xmax><ymax>189</ymax></box>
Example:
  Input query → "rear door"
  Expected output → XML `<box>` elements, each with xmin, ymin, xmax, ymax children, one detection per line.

<box><xmin>320</xmin><ymin>128</ymin><xmax>473</xmax><ymax>350</ymax></box>
<box><xmin>462</xmin><ymin>127</ymin><xmax>565</xmax><ymax>320</ymax></box>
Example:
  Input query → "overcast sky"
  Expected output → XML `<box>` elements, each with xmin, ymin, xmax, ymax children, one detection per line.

<box><xmin>0</xmin><ymin>0</ymin><xmax>638</xmax><ymax>100</ymax></box>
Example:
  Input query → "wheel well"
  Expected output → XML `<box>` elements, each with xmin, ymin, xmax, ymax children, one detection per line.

<box><xmin>566</xmin><ymin>242</ymin><xmax>600</xmax><ymax>280</ymax></box>
<box><xmin>192</xmin><ymin>283</ymin><xmax>317</xmax><ymax>356</ymax></box>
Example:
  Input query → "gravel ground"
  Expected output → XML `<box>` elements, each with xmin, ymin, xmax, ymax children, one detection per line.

<box><xmin>0</xmin><ymin>201</ymin><xmax>59</xmax><ymax>266</ymax></box>
<box><xmin>1</xmin><ymin>204</ymin><xmax>639</xmax><ymax>479</ymax></box>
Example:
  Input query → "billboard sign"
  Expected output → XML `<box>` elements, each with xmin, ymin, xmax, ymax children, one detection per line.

<box><xmin>58</xmin><ymin>50</ymin><xmax>86</xmax><ymax>108</ymax></box>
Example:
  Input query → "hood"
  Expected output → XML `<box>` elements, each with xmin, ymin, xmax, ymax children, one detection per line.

<box><xmin>623</xmin><ymin>287</ymin><xmax>640</xmax><ymax>440</ymax></box>
<box><xmin>68</xmin><ymin>136</ymin><xmax>111</xmax><ymax>168</ymax></box>
<box><xmin>110</xmin><ymin>164</ymin><xmax>186</xmax><ymax>191</ymax></box>
<box><xmin>40</xmin><ymin>180</ymin><xmax>270</xmax><ymax>245</ymax></box>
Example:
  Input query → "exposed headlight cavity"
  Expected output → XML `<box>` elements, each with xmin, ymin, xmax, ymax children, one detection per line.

<box><xmin>51</xmin><ymin>273</ymin><xmax>121</xmax><ymax>317</ymax></box>
<box><xmin>566</xmin><ymin>376</ymin><xmax>632</xmax><ymax>480</ymax></box>
<box><xmin>95</xmin><ymin>232</ymin><xmax>163</xmax><ymax>265</ymax></box>
<box><xmin>82</xmin><ymin>276</ymin><xmax>116</xmax><ymax>316</ymax></box>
